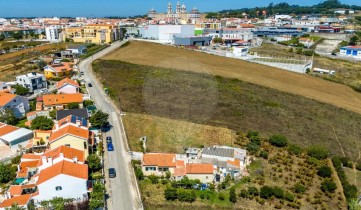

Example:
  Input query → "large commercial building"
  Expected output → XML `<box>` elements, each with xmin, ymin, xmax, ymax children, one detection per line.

<box><xmin>45</xmin><ymin>26</ymin><xmax>60</xmax><ymax>42</ymax></box>
<box><xmin>140</xmin><ymin>24</ymin><xmax>195</xmax><ymax>43</ymax></box>
<box><xmin>62</xmin><ymin>24</ymin><xmax>121</xmax><ymax>44</ymax></box>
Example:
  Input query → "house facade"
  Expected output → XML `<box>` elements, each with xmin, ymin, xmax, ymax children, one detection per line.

<box><xmin>142</xmin><ymin>153</ymin><xmax>177</xmax><ymax>176</ymax></box>
<box><xmin>340</xmin><ymin>46</ymin><xmax>361</xmax><ymax>58</ymax></box>
<box><xmin>16</xmin><ymin>72</ymin><xmax>47</xmax><ymax>93</ymax></box>
<box><xmin>42</xmin><ymin>93</ymin><xmax>83</xmax><ymax>110</ymax></box>
<box><xmin>0</xmin><ymin>92</ymin><xmax>30</xmax><ymax>118</ymax></box>
<box><xmin>44</xmin><ymin>62</ymin><xmax>73</xmax><ymax>80</ymax></box>
<box><xmin>56</xmin><ymin>78</ymin><xmax>80</xmax><ymax>94</ymax></box>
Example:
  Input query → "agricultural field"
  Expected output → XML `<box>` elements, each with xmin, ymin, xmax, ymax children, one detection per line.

<box><xmin>92</xmin><ymin>60</ymin><xmax>361</xmax><ymax>161</ymax></box>
<box><xmin>102</xmin><ymin>41</ymin><xmax>361</xmax><ymax>115</ymax></box>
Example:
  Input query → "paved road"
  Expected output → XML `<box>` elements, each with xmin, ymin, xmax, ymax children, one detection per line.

<box><xmin>78</xmin><ymin>40</ymin><xmax>143</xmax><ymax>210</ymax></box>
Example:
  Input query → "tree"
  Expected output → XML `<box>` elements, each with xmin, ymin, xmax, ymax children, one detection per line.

<box><xmin>284</xmin><ymin>191</ymin><xmax>295</xmax><ymax>202</ymax></box>
<box><xmin>321</xmin><ymin>179</ymin><xmax>337</xmax><ymax>193</ymax></box>
<box><xmin>66</xmin><ymin>102</ymin><xmax>80</xmax><ymax>109</ymax></box>
<box><xmin>307</xmin><ymin>145</ymin><xmax>329</xmax><ymax>160</ymax></box>
<box><xmin>36</xmin><ymin>60</ymin><xmax>47</xmax><ymax>69</ymax></box>
<box><xmin>164</xmin><ymin>187</ymin><xmax>178</xmax><ymax>201</ymax></box>
<box><xmin>260</xmin><ymin>186</ymin><xmax>274</xmax><ymax>199</ymax></box>
<box><xmin>30</xmin><ymin>116</ymin><xmax>54</xmax><ymax>130</ymax></box>
<box><xmin>349</xmin><ymin>36</ymin><xmax>358</xmax><ymax>46</ymax></box>
<box><xmin>294</xmin><ymin>183</ymin><xmax>306</xmax><ymax>194</ymax></box>
<box><xmin>213</xmin><ymin>37</ymin><xmax>223</xmax><ymax>43</ymax></box>
<box><xmin>11</xmin><ymin>84</ymin><xmax>29</xmax><ymax>96</ymax></box>
<box><xmin>345</xmin><ymin>10</ymin><xmax>350</xmax><ymax>15</ymax></box>
<box><xmin>229</xmin><ymin>187</ymin><xmax>237</xmax><ymax>203</ymax></box>
<box><xmin>317</xmin><ymin>166</ymin><xmax>332</xmax><ymax>178</ymax></box>
<box><xmin>0</xmin><ymin>109</ymin><xmax>18</xmax><ymax>125</ymax></box>
<box><xmin>148</xmin><ymin>174</ymin><xmax>159</xmax><ymax>184</ymax></box>
<box><xmin>0</xmin><ymin>163</ymin><xmax>15</xmax><ymax>183</ymax></box>
<box><xmin>248</xmin><ymin>186</ymin><xmax>259</xmax><ymax>196</ymax></box>
<box><xmin>89</xmin><ymin>110</ymin><xmax>109</xmax><ymax>128</ymax></box>
<box><xmin>0</xmin><ymin>34</ymin><xmax>5</xmax><ymax>41</ymax></box>
<box><xmin>177</xmin><ymin>189</ymin><xmax>196</xmax><ymax>202</ymax></box>
<box><xmin>273</xmin><ymin>186</ymin><xmax>284</xmax><ymax>199</ymax></box>
<box><xmin>89</xmin><ymin>182</ymin><xmax>105</xmax><ymax>210</ymax></box>
<box><xmin>87</xmin><ymin>154</ymin><xmax>101</xmax><ymax>172</ymax></box>
<box><xmin>7</xmin><ymin>203</ymin><xmax>26</xmax><ymax>210</ymax></box>
<box><xmin>269</xmin><ymin>134</ymin><xmax>288</xmax><ymax>147</ymax></box>
<box><xmin>135</xmin><ymin>167</ymin><xmax>144</xmax><ymax>180</ymax></box>
<box><xmin>12</xmin><ymin>31</ymin><xmax>23</xmax><ymax>40</ymax></box>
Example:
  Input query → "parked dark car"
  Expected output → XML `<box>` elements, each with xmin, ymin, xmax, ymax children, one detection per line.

<box><xmin>88</xmin><ymin>83</ymin><xmax>93</xmax><ymax>87</ymax></box>
<box><xmin>331</xmin><ymin>52</ymin><xmax>337</xmax><ymax>56</ymax></box>
<box><xmin>106</xmin><ymin>136</ymin><xmax>112</xmax><ymax>144</ymax></box>
<box><xmin>109</xmin><ymin>168</ymin><xmax>116</xmax><ymax>178</ymax></box>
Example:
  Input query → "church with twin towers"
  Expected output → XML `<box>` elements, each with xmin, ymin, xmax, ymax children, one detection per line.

<box><xmin>148</xmin><ymin>2</ymin><xmax>201</xmax><ymax>24</ymax></box>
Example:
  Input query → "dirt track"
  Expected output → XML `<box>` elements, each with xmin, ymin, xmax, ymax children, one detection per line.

<box><xmin>103</xmin><ymin>41</ymin><xmax>361</xmax><ymax>114</ymax></box>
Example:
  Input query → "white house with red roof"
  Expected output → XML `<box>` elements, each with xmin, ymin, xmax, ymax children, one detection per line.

<box><xmin>56</xmin><ymin>78</ymin><xmax>80</xmax><ymax>94</ymax></box>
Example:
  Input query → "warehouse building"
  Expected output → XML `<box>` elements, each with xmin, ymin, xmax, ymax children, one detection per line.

<box><xmin>174</xmin><ymin>36</ymin><xmax>212</xmax><ymax>46</ymax></box>
<box><xmin>140</xmin><ymin>24</ymin><xmax>195</xmax><ymax>44</ymax></box>
<box><xmin>340</xmin><ymin>46</ymin><xmax>361</xmax><ymax>58</ymax></box>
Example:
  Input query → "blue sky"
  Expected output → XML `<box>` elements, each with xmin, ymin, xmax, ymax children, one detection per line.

<box><xmin>1</xmin><ymin>0</ymin><xmax>360</xmax><ymax>17</ymax></box>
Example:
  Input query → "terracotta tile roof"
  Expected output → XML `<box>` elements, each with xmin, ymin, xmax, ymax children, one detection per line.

<box><xmin>45</xmin><ymin>62</ymin><xmax>73</xmax><ymax>73</ymax></box>
<box><xmin>186</xmin><ymin>163</ymin><xmax>214</xmax><ymax>174</ymax></box>
<box><xmin>143</xmin><ymin>153</ymin><xmax>176</xmax><ymax>167</ymax></box>
<box><xmin>21</xmin><ymin>153</ymin><xmax>41</xmax><ymax>160</ymax></box>
<box><xmin>0</xmin><ymin>194</ymin><xmax>32</xmax><ymax>208</ymax></box>
<box><xmin>49</xmin><ymin>125</ymin><xmax>89</xmax><ymax>142</ymax></box>
<box><xmin>43</xmin><ymin>145</ymin><xmax>85</xmax><ymax>162</ymax></box>
<box><xmin>8</xmin><ymin>185</ymin><xmax>22</xmax><ymax>196</ymax></box>
<box><xmin>37</xmin><ymin>160</ymin><xmax>88</xmax><ymax>185</ymax></box>
<box><xmin>26</xmin><ymin>111</ymin><xmax>37</xmax><ymax>117</ymax></box>
<box><xmin>227</xmin><ymin>159</ymin><xmax>241</xmax><ymax>168</ymax></box>
<box><xmin>43</xmin><ymin>93</ymin><xmax>83</xmax><ymax>106</ymax></box>
<box><xmin>0</xmin><ymin>123</ymin><xmax>18</xmax><ymax>136</ymax></box>
<box><xmin>17</xmin><ymin>160</ymin><xmax>40</xmax><ymax>178</ymax></box>
<box><xmin>174</xmin><ymin>160</ymin><xmax>186</xmax><ymax>177</ymax></box>
<box><xmin>0</xmin><ymin>92</ymin><xmax>16</xmax><ymax>106</ymax></box>
<box><xmin>56</xmin><ymin>78</ymin><xmax>79</xmax><ymax>89</ymax></box>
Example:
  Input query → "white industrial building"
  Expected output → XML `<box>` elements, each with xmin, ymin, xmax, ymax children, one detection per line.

<box><xmin>45</xmin><ymin>26</ymin><xmax>61</xmax><ymax>42</ymax></box>
<box><xmin>140</xmin><ymin>24</ymin><xmax>195</xmax><ymax>44</ymax></box>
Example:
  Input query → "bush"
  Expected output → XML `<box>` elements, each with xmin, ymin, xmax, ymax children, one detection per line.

<box><xmin>340</xmin><ymin>157</ymin><xmax>353</xmax><ymax>168</ymax></box>
<box><xmin>246</xmin><ymin>141</ymin><xmax>260</xmax><ymax>154</ymax></box>
<box><xmin>307</xmin><ymin>145</ymin><xmax>329</xmax><ymax>160</ymax></box>
<box><xmin>343</xmin><ymin>183</ymin><xmax>358</xmax><ymax>201</ymax></box>
<box><xmin>229</xmin><ymin>187</ymin><xmax>237</xmax><ymax>203</ymax></box>
<box><xmin>248</xmin><ymin>186</ymin><xmax>259</xmax><ymax>196</ymax></box>
<box><xmin>238</xmin><ymin>189</ymin><xmax>249</xmax><ymax>198</ymax></box>
<box><xmin>356</xmin><ymin>162</ymin><xmax>361</xmax><ymax>171</ymax></box>
<box><xmin>11</xmin><ymin>155</ymin><xmax>21</xmax><ymax>165</ymax></box>
<box><xmin>284</xmin><ymin>191</ymin><xmax>295</xmax><ymax>202</ymax></box>
<box><xmin>148</xmin><ymin>175</ymin><xmax>159</xmax><ymax>184</ymax></box>
<box><xmin>30</xmin><ymin>116</ymin><xmax>54</xmax><ymax>130</ymax></box>
<box><xmin>269</xmin><ymin>135</ymin><xmax>288</xmax><ymax>147</ymax></box>
<box><xmin>164</xmin><ymin>187</ymin><xmax>178</xmax><ymax>201</ymax></box>
<box><xmin>317</xmin><ymin>166</ymin><xmax>332</xmax><ymax>178</ymax></box>
<box><xmin>218</xmin><ymin>192</ymin><xmax>226</xmax><ymax>200</ymax></box>
<box><xmin>321</xmin><ymin>180</ymin><xmax>337</xmax><ymax>193</ymax></box>
<box><xmin>273</xmin><ymin>186</ymin><xmax>284</xmax><ymax>199</ymax></box>
<box><xmin>135</xmin><ymin>168</ymin><xmax>144</xmax><ymax>180</ymax></box>
<box><xmin>294</xmin><ymin>183</ymin><xmax>306</xmax><ymax>194</ymax></box>
<box><xmin>87</xmin><ymin>154</ymin><xmax>101</xmax><ymax>172</ymax></box>
<box><xmin>288</xmin><ymin>144</ymin><xmax>303</xmax><ymax>156</ymax></box>
<box><xmin>260</xmin><ymin>186</ymin><xmax>274</xmax><ymax>199</ymax></box>
<box><xmin>260</xmin><ymin>150</ymin><xmax>269</xmax><ymax>159</ymax></box>
<box><xmin>66</xmin><ymin>102</ymin><xmax>80</xmax><ymax>109</ymax></box>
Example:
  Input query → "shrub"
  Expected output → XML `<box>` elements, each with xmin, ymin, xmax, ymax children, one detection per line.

<box><xmin>164</xmin><ymin>187</ymin><xmax>177</xmax><ymax>201</ymax></box>
<box><xmin>229</xmin><ymin>187</ymin><xmax>237</xmax><ymax>203</ymax></box>
<box><xmin>238</xmin><ymin>189</ymin><xmax>249</xmax><ymax>198</ymax></box>
<box><xmin>294</xmin><ymin>183</ymin><xmax>306</xmax><ymax>194</ymax></box>
<box><xmin>273</xmin><ymin>186</ymin><xmax>284</xmax><ymax>199</ymax></box>
<box><xmin>307</xmin><ymin>145</ymin><xmax>329</xmax><ymax>160</ymax></box>
<box><xmin>269</xmin><ymin>135</ymin><xmax>288</xmax><ymax>147</ymax></box>
<box><xmin>177</xmin><ymin>189</ymin><xmax>196</xmax><ymax>202</ymax></box>
<box><xmin>218</xmin><ymin>192</ymin><xmax>226</xmax><ymax>200</ymax></box>
<box><xmin>135</xmin><ymin>168</ymin><xmax>144</xmax><ymax>180</ymax></box>
<box><xmin>246</xmin><ymin>141</ymin><xmax>260</xmax><ymax>155</ymax></box>
<box><xmin>356</xmin><ymin>162</ymin><xmax>361</xmax><ymax>171</ymax></box>
<box><xmin>284</xmin><ymin>191</ymin><xmax>295</xmax><ymax>202</ymax></box>
<box><xmin>248</xmin><ymin>186</ymin><xmax>259</xmax><ymax>196</ymax></box>
<box><xmin>321</xmin><ymin>180</ymin><xmax>337</xmax><ymax>193</ymax></box>
<box><xmin>340</xmin><ymin>157</ymin><xmax>353</xmax><ymax>168</ymax></box>
<box><xmin>287</xmin><ymin>144</ymin><xmax>303</xmax><ymax>156</ymax></box>
<box><xmin>148</xmin><ymin>175</ymin><xmax>159</xmax><ymax>184</ymax></box>
<box><xmin>317</xmin><ymin>166</ymin><xmax>332</xmax><ymax>178</ymax></box>
<box><xmin>260</xmin><ymin>186</ymin><xmax>274</xmax><ymax>199</ymax></box>
<box><xmin>260</xmin><ymin>150</ymin><xmax>269</xmax><ymax>159</ymax></box>
<box><xmin>343</xmin><ymin>184</ymin><xmax>358</xmax><ymax>201</ymax></box>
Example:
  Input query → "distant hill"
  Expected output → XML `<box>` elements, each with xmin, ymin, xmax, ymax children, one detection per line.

<box><xmin>206</xmin><ymin>0</ymin><xmax>361</xmax><ymax>18</ymax></box>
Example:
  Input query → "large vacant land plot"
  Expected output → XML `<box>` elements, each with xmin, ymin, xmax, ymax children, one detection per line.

<box><xmin>93</xmin><ymin>60</ymin><xmax>361</xmax><ymax>161</ymax></box>
<box><xmin>103</xmin><ymin>41</ymin><xmax>361</xmax><ymax>115</ymax></box>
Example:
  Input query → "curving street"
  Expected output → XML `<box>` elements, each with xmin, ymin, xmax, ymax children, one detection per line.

<box><xmin>78</xmin><ymin>40</ymin><xmax>143</xmax><ymax>210</ymax></box>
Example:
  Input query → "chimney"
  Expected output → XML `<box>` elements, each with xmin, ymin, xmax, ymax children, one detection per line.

<box><xmin>17</xmin><ymin>164</ymin><xmax>20</xmax><ymax>172</ymax></box>
<box><xmin>41</xmin><ymin>156</ymin><xmax>47</xmax><ymax>164</ymax></box>
<box><xmin>73</xmin><ymin>156</ymin><xmax>78</xmax><ymax>163</ymax></box>
<box><xmin>76</xmin><ymin>120</ymin><xmax>81</xmax><ymax>127</ymax></box>
<box><xmin>47</xmin><ymin>156</ymin><xmax>53</xmax><ymax>166</ymax></box>
<box><xmin>60</xmin><ymin>153</ymin><xmax>64</xmax><ymax>159</ymax></box>
<box><xmin>54</xmin><ymin>121</ymin><xmax>59</xmax><ymax>130</ymax></box>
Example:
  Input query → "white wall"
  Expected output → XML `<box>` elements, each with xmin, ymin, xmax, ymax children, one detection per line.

<box><xmin>141</xmin><ymin>25</ymin><xmax>195</xmax><ymax>43</ymax></box>
<box><xmin>35</xmin><ymin>174</ymin><xmax>87</xmax><ymax>201</ymax></box>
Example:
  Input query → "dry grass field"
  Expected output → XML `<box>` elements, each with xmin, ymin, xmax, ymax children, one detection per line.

<box><xmin>344</xmin><ymin>168</ymin><xmax>361</xmax><ymax>195</ymax></box>
<box><xmin>123</xmin><ymin>113</ymin><xmax>235</xmax><ymax>153</ymax></box>
<box><xmin>103</xmin><ymin>41</ymin><xmax>361</xmax><ymax>114</ymax></box>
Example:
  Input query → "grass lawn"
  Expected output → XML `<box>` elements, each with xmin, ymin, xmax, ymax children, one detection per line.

<box><xmin>93</xmin><ymin>60</ymin><xmax>361</xmax><ymax>161</ymax></box>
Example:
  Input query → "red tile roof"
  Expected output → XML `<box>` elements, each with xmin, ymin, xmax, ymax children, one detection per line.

<box><xmin>56</xmin><ymin>78</ymin><xmax>79</xmax><ymax>89</ymax></box>
<box><xmin>0</xmin><ymin>123</ymin><xmax>19</xmax><ymax>136</ymax></box>
<box><xmin>143</xmin><ymin>153</ymin><xmax>176</xmax><ymax>167</ymax></box>
<box><xmin>8</xmin><ymin>185</ymin><xmax>22</xmax><ymax>197</ymax></box>
<box><xmin>49</xmin><ymin>125</ymin><xmax>90</xmax><ymax>142</ymax></box>
<box><xmin>37</xmin><ymin>160</ymin><xmax>88</xmax><ymax>185</ymax></box>
<box><xmin>0</xmin><ymin>92</ymin><xmax>16</xmax><ymax>106</ymax></box>
<box><xmin>43</xmin><ymin>145</ymin><xmax>85</xmax><ymax>162</ymax></box>
<box><xmin>174</xmin><ymin>160</ymin><xmax>186</xmax><ymax>177</ymax></box>
<box><xmin>186</xmin><ymin>163</ymin><xmax>213</xmax><ymax>174</ymax></box>
<box><xmin>0</xmin><ymin>194</ymin><xmax>32</xmax><ymax>208</ymax></box>
<box><xmin>43</xmin><ymin>93</ymin><xmax>83</xmax><ymax>106</ymax></box>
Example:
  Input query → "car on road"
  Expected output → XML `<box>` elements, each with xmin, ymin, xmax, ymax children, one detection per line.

<box><xmin>88</xmin><ymin>83</ymin><xmax>93</xmax><ymax>87</ymax></box>
<box><xmin>106</xmin><ymin>136</ymin><xmax>112</xmax><ymax>144</ymax></box>
<box><xmin>107</xmin><ymin>143</ymin><xmax>114</xmax><ymax>151</ymax></box>
<box><xmin>80</xmin><ymin>71</ymin><xmax>84</xmax><ymax>75</ymax></box>
<box><xmin>109</xmin><ymin>168</ymin><xmax>116</xmax><ymax>178</ymax></box>
<box><xmin>331</xmin><ymin>52</ymin><xmax>337</xmax><ymax>56</ymax></box>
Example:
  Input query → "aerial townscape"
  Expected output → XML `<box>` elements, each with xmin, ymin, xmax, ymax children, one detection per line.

<box><xmin>1</xmin><ymin>0</ymin><xmax>361</xmax><ymax>209</ymax></box>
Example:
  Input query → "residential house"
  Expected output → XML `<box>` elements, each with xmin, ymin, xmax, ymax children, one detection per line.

<box><xmin>48</xmin><ymin>124</ymin><xmax>93</xmax><ymax>157</ymax></box>
<box><xmin>185</xmin><ymin>163</ymin><xmax>214</xmax><ymax>183</ymax></box>
<box><xmin>42</xmin><ymin>93</ymin><xmax>83</xmax><ymax>110</ymax></box>
<box><xmin>142</xmin><ymin>153</ymin><xmax>177</xmax><ymax>176</ymax></box>
<box><xmin>340</xmin><ymin>46</ymin><xmax>361</xmax><ymax>58</ymax></box>
<box><xmin>44</xmin><ymin>62</ymin><xmax>73</xmax><ymax>80</ymax></box>
<box><xmin>0</xmin><ymin>123</ymin><xmax>33</xmax><ymax>150</ymax></box>
<box><xmin>61</xmin><ymin>45</ymin><xmax>87</xmax><ymax>59</ymax></box>
<box><xmin>56</xmin><ymin>78</ymin><xmax>80</xmax><ymax>94</ymax></box>
<box><xmin>0</xmin><ymin>194</ymin><xmax>35</xmax><ymax>210</ymax></box>
<box><xmin>25</xmin><ymin>130</ymin><xmax>51</xmax><ymax>150</ymax></box>
<box><xmin>0</xmin><ymin>92</ymin><xmax>30</xmax><ymax>118</ymax></box>
<box><xmin>15</xmin><ymin>72</ymin><xmax>47</xmax><ymax>93</ymax></box>
<box><xmin>299</xmin><ymin>37</ymin><xmax>314</xmax><ymax>48</ymax></box>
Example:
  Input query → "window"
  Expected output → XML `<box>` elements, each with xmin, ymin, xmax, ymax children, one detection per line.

<box><xmin>145</xmin><ymin>167</ymin><xmax>156</xmax><ymax>171</ymax></box>
<box><xmin>84</xmin><ymin>142</ymin><xmax>87</xmax><ymax>149</ymax></box>
<box><xmin>55</xmin><ymin>186</ymin><xmax>62</xmax><ymax>191</ymax></box>
<box><xmin>65</xmin><ymin>144</ymin><xmax>70</xmax><ymax>147</ymax></box>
